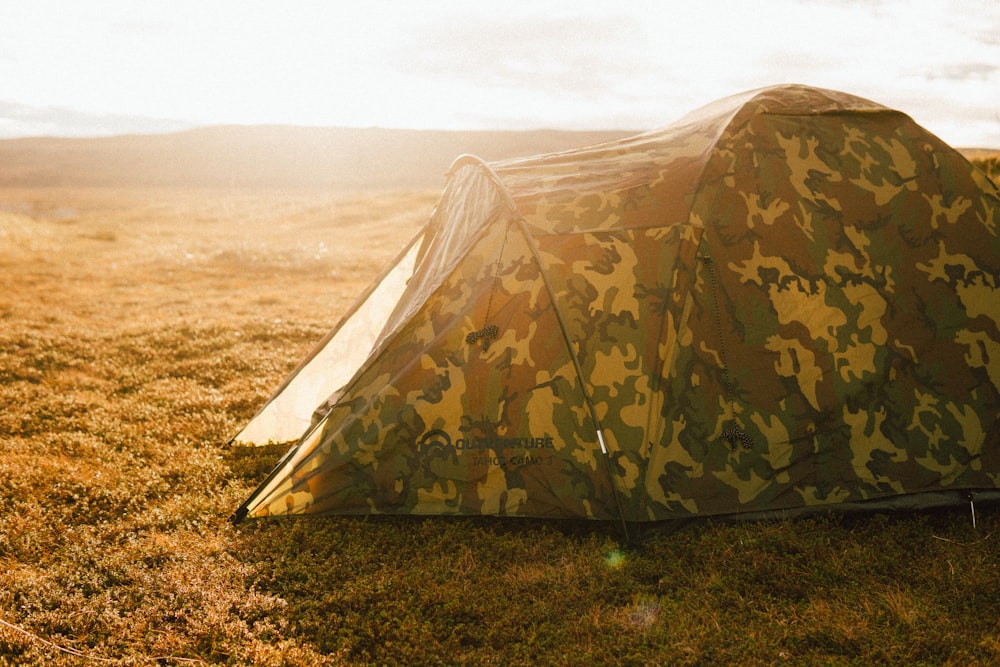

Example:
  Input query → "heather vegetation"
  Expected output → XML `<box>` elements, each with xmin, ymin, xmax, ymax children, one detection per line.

<box><xmin>1</xmin><ymin>183</ymin><xmax>998</xmax><ymax>666</ymax></box>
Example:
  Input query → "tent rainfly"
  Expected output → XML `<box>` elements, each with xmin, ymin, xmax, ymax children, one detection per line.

<box><xmin>232</xmin><ymin>84</ymin><xmax>1000</xmax><ymax>535</ymax></box>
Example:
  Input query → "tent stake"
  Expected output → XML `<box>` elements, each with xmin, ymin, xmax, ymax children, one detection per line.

<box><xmin>597</xmin><ymin>427</ymin><xmax>633</xmax><ymax>544</ymax></box>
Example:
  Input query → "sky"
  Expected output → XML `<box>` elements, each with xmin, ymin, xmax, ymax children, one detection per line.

<box><xmin>1</xmin><ymin>0</ymin><xmax>998</xmax><ymax>147</ymax></box>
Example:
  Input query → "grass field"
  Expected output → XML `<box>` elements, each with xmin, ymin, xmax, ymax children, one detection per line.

<box><xmin>1</xmin><ymin>174</ymin><xmax>998</xmax><ymax>665</ymax></box>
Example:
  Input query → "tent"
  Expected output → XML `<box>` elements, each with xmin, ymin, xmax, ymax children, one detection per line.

<box><xmin>232</xmin><ymin>84</ymin><xmax>1000</xmax><ymax>533</ymax></box>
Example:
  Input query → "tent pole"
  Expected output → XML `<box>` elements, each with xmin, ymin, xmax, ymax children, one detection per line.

<box><xmin>540</xmin><ymin>266</ymin><xmax>632</xmax><ymax>544</ymax></box>
<box><xmin>456</xmin><ymin>155</ymin><xmax>633</xmax><ymax>543</ymax></box>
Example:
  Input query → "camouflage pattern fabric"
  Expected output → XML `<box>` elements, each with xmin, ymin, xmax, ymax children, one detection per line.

<box><xmin>235</xmin><ymin>84</ymin><xmax>1000</xmax><ymax>524</ymax></box>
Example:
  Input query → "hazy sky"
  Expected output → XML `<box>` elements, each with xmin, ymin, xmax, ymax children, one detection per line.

<box><xmin>1</xmin><ymin>0</ymin><xmax>998</xmax><ymax>146</ymax></box>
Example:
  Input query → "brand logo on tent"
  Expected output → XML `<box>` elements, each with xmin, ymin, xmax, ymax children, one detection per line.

<box><xmin>417</xmin><ymin>428</ymin><xmax>557</xmax><ymax>467</ymax></box>
<box><xmin>418</xmin><ymin>429</ymin><xmax>453</xmax><ymax>457</ymax></box>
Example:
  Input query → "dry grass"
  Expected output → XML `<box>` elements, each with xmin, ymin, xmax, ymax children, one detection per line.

<box><xmin>1</xmin><ymin>185</ymin><xmax>998</xmax><ymax>665</ymax></box>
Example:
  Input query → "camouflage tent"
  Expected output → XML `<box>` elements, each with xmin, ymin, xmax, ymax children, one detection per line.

<box><xmin>233</xmin><ymin>84</ymin><xmax>1000</xmax><ymax>532</ymax></box>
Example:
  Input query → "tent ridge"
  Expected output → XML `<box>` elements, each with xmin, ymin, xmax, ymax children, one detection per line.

<box><xmin>448</xmin><ymin>153</ymin><xmax>523</xmax><ymax>218</ymax></box>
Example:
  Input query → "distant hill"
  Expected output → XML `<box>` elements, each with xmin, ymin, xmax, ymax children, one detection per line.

<box><xmin>0</xmin><ymin>126</ymin><xmax>635</xmax><ymax>190</ymax></box>
<box><xmin>3</xmin><ymin>126</ymin><xmax>994</xmax><ymax>191</ymax></box>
